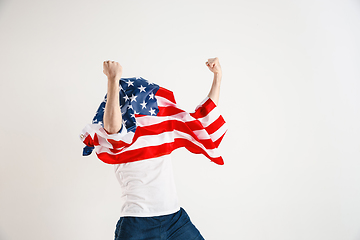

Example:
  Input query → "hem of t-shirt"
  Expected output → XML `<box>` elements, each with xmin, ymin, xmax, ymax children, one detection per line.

<box><xmin>119</xmin><ymin>206</ymin><xmax>181</xmax><ymax>218</ymax></box>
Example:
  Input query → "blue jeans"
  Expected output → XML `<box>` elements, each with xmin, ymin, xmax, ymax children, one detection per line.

<box><xmin>114</xmin><ymin>207</ymin><xmax>205</xmax><ymax>240</ymax></box>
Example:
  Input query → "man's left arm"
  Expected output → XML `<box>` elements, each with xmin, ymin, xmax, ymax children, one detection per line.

<box><xmin>206</xmin><ymin>57</ymin><xmax>222</xmax><ymax>105</ymax></box>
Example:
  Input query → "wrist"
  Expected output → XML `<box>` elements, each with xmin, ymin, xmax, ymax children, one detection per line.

<box><xmin>214</xmin><ymin>70</ymin><xmax>222</xmax><ymax>75</ymax></box>
<box><xmin>107</xmin><ymin>78</ymin><xmax>120</xmax><ymax>91</ymax></box>
<box><xmin>214</xmin><ymin>72</ymin><xmax>222</xmax><ymax>81</ymax></box>
<box><xmin>107</xmin><ymin>75</ymin><xmax>121</xmax><ymax>82</ymax></box>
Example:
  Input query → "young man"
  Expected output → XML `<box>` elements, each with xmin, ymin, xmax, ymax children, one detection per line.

<box><xmin>82</xmin><ymin>57</ymin><xmax>225</xmax><ymax>240</ymax></box>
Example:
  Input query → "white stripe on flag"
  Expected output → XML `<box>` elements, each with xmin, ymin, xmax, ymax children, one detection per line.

<box><xmin>209</xmin><ymin>122</ymin><xmax>228</xmax><ymax>142</ymax></box>
<box><xmin>95</xmin><ymin>130</ymin><xmax>222</xmax><ymax>158</ymax></box>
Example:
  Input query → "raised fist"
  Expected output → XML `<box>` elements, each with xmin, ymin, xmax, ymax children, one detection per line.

<box><xmin>103</xmin><ymin>60</ymin><xmax>123</xmax><ymax>80</ymax></box>
<box><xmin>205</xmin><ymin>57</ymin><xmax>222</xmax><ymax>75</ymax></box>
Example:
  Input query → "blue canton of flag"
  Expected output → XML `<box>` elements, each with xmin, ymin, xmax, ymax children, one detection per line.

<box><xmin>83</xmin><ymin>76</ymin><xmax>160</xmax><ymax>156</ymax></box>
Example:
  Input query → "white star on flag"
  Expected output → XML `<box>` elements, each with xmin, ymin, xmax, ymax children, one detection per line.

<box><xmin>126</xmin><ymin>80</ymin><xmax>134</xmax><ymax>87</ymax></box>
<box><xmin>140</xmin><ymin>100</ymin><xmax>147</xmax><ymax>109</ymax></box>
<box><xmin>130</xmin><ymin>94</ymin><xmax>137</xmax><ymax>102</ymax></box>
<box><xmin>149</xmin><ymin>108</ymin><xmax>156</xmax><ymax>115</ymax></box>
<box><xmin>138</xmin><ymin>85</ymin><xmax>146</xmax><ymax>93</ymax></box>
<box><xmin>149</xmin><ymin>92</ymin><xmax>154</xmax><ymax>100</ymax></box>
<box><xmin>123</xmin><ymin>95</ymin><xmax>129</xmax><ymax>101</ymax></box>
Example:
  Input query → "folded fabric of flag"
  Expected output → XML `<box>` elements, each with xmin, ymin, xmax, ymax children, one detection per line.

<box><xmin>79</xmin><ymin>76</ymin><xmax>227</xmax><ymax>165</ymax></box>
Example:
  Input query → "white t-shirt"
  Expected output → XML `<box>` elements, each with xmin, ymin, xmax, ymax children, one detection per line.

<box><xmin>114</xmin><ymin>154</ymin><xmax>180</xmax><ymax>217</ymax></box>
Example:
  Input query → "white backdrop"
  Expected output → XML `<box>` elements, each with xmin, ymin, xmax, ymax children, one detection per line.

<box><xmin>1</xmin><ymin>0</ymin><xmax>360</xmax><ymax>239</ymax></box>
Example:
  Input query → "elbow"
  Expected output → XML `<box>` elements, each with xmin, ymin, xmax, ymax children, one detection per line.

<box><xmin>104</xmin><ymin>124</ymin><xmax>121</xmax><ymax>135</ymax></box>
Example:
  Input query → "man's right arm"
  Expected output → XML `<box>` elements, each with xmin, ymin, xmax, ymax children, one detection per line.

<box><xmin>103</xmin><ymin>61</ymin><xmax>123</xmax><ymax>134</ymax></box>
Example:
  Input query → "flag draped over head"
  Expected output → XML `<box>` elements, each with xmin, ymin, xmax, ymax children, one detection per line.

<box><xmin>80</xmin><ymin>76</ymin><xmax>227</xmax><ymax>165</ymax></box>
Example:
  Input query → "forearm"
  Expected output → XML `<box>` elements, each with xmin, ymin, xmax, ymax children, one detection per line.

<box><xmin>207</xmin><ymin>73</ymin><xmax>222</xmax><ymax>105</ymax></box>
<box><xmin>103</xmin><ymin>77</ymin><xmax>122</xmax><ymax>134</ymax></box>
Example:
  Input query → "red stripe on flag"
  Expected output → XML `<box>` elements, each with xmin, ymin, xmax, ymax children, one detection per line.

<box><xmin>156</xmin><ymin>87</ymin><xmax>176</xmax><ymax>104</ymax></box>
<box><xmin>157</xmin><ymin>106</ymin><xmax>184</xmax><ymax>116</ymax></box>
<box><xmin>97</xmin><ymin>138</ymin><xmax>224</xmax><ymax>165</ymax></box>
<box><xmin>94</xmin><ymin>133</ymin><xmax>99</xmax><ymax>146</ymax></box>
<box><xmin>190</xmin><ymin>98</ymin><xmax>216</xmax><ymax>119</ymax></box>
<box><xmin>205</xmin><ymin>115</ymin><xmax>226</xmax><ymax>135</ymax></box>
<box><xmin>83</xmin><ymin>134</ymin><xmax>94</xmax><ymax>147</ymax></box>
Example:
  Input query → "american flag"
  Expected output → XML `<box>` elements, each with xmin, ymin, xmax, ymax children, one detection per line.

<box><xmin>80</xmin><ymin>76</ymin><xmax>227</xmax><ymax>165</ymax></box>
